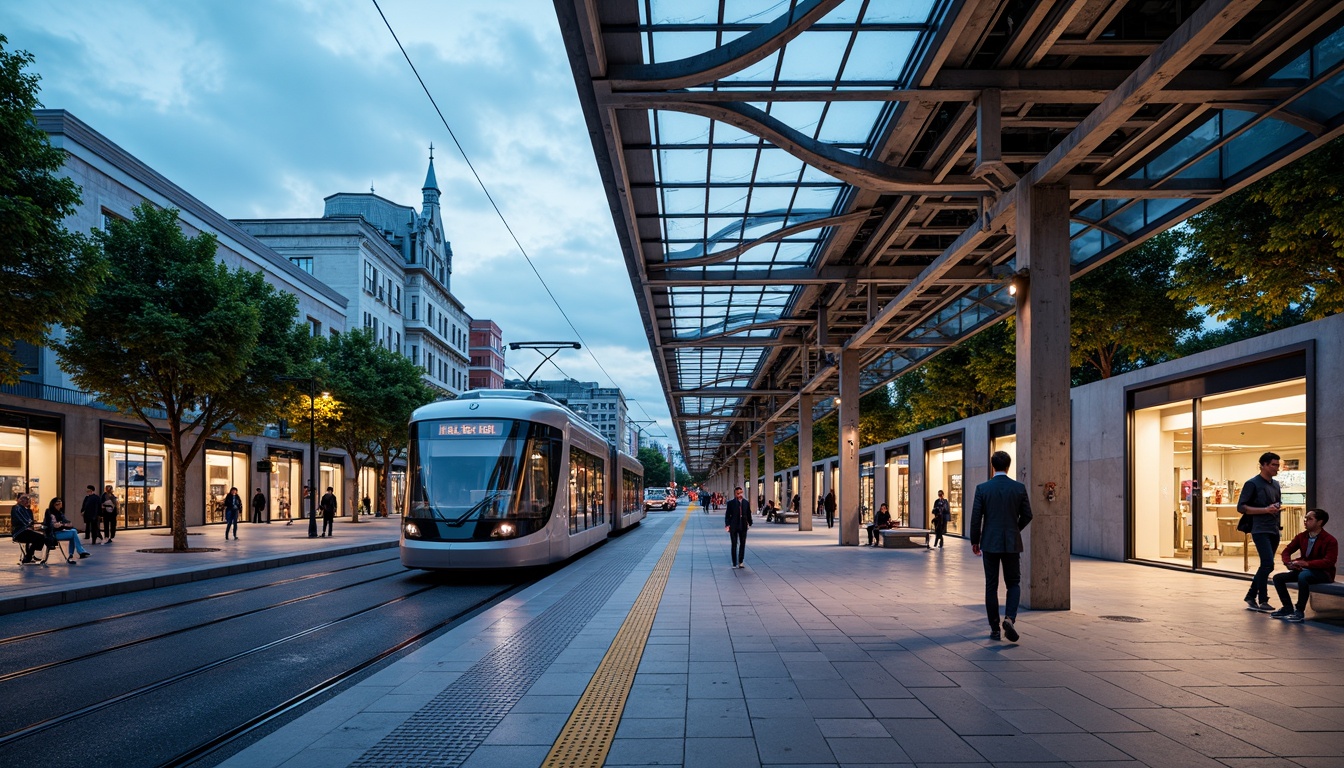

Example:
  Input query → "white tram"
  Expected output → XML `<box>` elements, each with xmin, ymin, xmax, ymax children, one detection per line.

<box><xmin>400</xmin><ymin>389</ymin><xmax>645</xmax><ymax>570</ymax></box>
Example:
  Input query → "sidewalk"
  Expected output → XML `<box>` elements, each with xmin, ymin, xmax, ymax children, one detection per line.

<box><xmin>1</xmin><ymin>516</ymin><xmax>400</xmax><ymax>614</ymax></box>
<box><xmin>217</xmin><ymin>506</ymin><xmax>1344</xmax><ymax>768</ymax></box>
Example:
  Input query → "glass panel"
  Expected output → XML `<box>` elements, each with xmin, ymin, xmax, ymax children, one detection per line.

<box><xmin>843</xmin><ymin>31</ymin><xmax>919</xmax><ymax>82</ymax></box>
<box><xmin>0</xmin><ymin>424</ymin><xmax>58</xmax><ymax>535</ymax></box>
<box><xmin>1223</xmin><ymin>119</ymin><xmax>1308</xmax><ymax>178</ymax></box>
<box><xmin>650</xmin><ymin>31</ymin><xmax>719</xmax><ymax>63</ymax></box>
<box><xmin>887</xmin><ymin>453</ymin><xmax>910</xmax><ymax>527</ymax></box>
<box><xmin>777</xmin><ymin>32</ymin><xmax>852</xmax><ymax>82</ymax></box>
<box><xmin>1132</xmin><ymin>399</ymin><xmax>1195</xmax><ymax>568</ymax></box>
<box><xmin>815</xmin><ymin>100</ymin><xmax>884</xmax><ymax>143</ymax></box>
<box><xmin>863</xmin><ymin>0</ymin><xmax>936</xmax><ymax>23</ymax></box>
<box><xmin>991</xmin><ymin>434</ymin><xmax>1016</xmax><ymax>474</ymax></box>
<box><xmin>205</xmin><ymin>449</ymin><xmax>249</xmax><ymax>525</ymax></box>
<box><xmin>859</xmin><ymin>456</ymin><xmax>875</xmax><ymax>526</ymax></box>
<box><xmin>1199</xmin><ymin>380</ymin><xmax>1307</xmax><ymax>576</ymax></box>
<box><xmin>926</xmin><ymin>444</ymin><xmax>963</xmax><ymax>534</ymax></box>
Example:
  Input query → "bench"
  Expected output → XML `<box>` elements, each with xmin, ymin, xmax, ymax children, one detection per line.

<box><xmin>1301</xmin><ymin>581</ymin><xmax>1344</xmax><ymax>621</ymax></box>
<box><xmin>769</xmin><ymin>510</ymin><xmax>799</xmax><ymax>524</ymax></box>
<box><xmin>878</xmin><ymin>528</ymin><xmax>932</xmax><ymax>548</ymax></box>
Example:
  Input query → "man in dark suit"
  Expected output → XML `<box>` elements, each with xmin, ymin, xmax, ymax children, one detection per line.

<box><xmin>724</xmin><ymin>486</ymin><xmax>753</xmax><ymax>569</ymax></box>
<box><xmin>969</xmin><ymin>450</ymin><xmax>1033</xmax><ymax>642</ymax></box>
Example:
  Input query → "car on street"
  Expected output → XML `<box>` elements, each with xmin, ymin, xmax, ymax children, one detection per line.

<box><xmin>643</xmin><ymin>487</ymin><xmax>675</xmax><ymax>511</ymax></box>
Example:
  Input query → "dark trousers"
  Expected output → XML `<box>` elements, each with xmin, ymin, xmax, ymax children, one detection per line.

<box><xmin>867</xmin><ymin>524</ymin><xmax>879</xmax><ymax>544</ymax></box>
<box><xmin>83</xmin><ymin>516</ymin><xmax>101</xmax><ymax>543</ymax></box>
<box><xmin>102</xmin><ymin>514</ymin><xmax>117</xmax><ymax>541</ymax></box>
<box><xmin>1246</xmin><ymin>532</ymin><xmax>1280</xmax><ymax>603</ymax></box>
<box><xmin>224</xmin><ymin>515</ymin><xmax>238</xmax><ymax>538</ymax></box>
<box><xmin>321</xmin><ymin>515</ymin><xmax>334</xmax><ymax>536</ymax></box>
<box><xmin>825</xmin><ymin>509</ymin><xmax>835</xmax><ymax>528</ymax></box>
<box><xmin>729</xmin><ymin>529</ymin><xmax>747</xmax><ymax>565</ymax></box>
<box><xmin>14</xmin><ymin>529</ymin><xmax>46</xmax><ymax>560</ymax></box>
<box><xmin>983</xmin><ymin>551</ymin><xmax>1021</xmax><ymax>629</ymax></box>
<box><xmin>250</xmin><ymin>508</ymin><xmax>263</xmax><ymax>524</ymax></box>
<box><xmin>1273</xmin><ymin>568</ymin><xmax>1330</xmax><ymax>611</ymax></box>
<box><xmin>933</xmin><ymin>518</ymin><xmax>947</xmax><ymax>547</ymax></box>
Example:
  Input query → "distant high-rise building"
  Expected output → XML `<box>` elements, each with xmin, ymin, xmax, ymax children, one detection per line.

<box><xmin>505</xmin><ymin>379</ymin><xmax>627</xmax><ymax>448</ymax></box>
<box><xmin>468</xmin><ymin>320</ymin><xmax>505</xmax><ymax>390</ymax></box>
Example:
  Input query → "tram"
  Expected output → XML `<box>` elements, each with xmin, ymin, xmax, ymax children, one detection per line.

<box><xmin>400</xmin><ymin>389</ymin><xmax>645</xmax><ymax>570</ymax></box>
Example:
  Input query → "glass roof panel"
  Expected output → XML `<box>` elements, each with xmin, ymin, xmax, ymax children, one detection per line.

<box><xmin>815</xmin><ymin>100</ymin><xmax>884</xmax><ymax>143</ymax></box>
<box><xmin>722</xmin><ymin>0</ymin><xmax>791</xmax><ymax>26</ymax></box>
<box><xmin>862</xmin><ymin>0</ymin><xmax>937</xmax><ymax>23</ymax></box>
<box><xmin>843</xmin><ymin>30</ymin><xmax>919</xmax><ymax>82</ymax></box>
<box><xmin>662</xmin><ymin>187</ymin><xmax>708</xmax><ymax>216</ymax></box>
<box><xmin>663</xmin><ymin>217</ymin><xmax>704</xmax><ymax>242</ymax></box>
<box><xmin>648</xmin><ymin>0</ymin><xmax>720</xmax><ymax>25</ymax></box>
<box><xmin>754</xmin><ymin>148</ymin><xmax>807</xmax><ymax>181</ymax></box>
<box><xmin>658</xmin><ymin>149</ymin><xmax>709</xmax><ymax>184</ymax></box>
<box><xmin>721</xmin><ymin>51</ymin><xmax>783</xmax><ymax>84</ymax></box>
<box><xmin>708</xmin><ymin>120</ymin><xmax>761</xmax><ymax>145</ymax></box>
<box><xmin>1223</xmin><ymin>118</ymin><xmax>1307</xmax><ymax>178</ymax></box>
<box><xmin>708</xmin><ymin>147</ymin><xmax>760</xmax><ymax>183</ymax></box>
<box><xmin>767</xmin><ymin>101</ymin><xmax>827</xmax><ymax>138</ymax></box>
<box><xmin>655</xmin><ymin>111</ymin><xmax>712</xmax><ymax>144</ymax></box>
<box><xmin>708</xmin><ymin>187</ymin><xmax>751</xmax><ymax>215</ymax></box>
<box><xmin>792</xmin><ymin>185</ymin><xmax>843</xmax><ymax>209</ymax></box>
<box><xmin>650</xmin><ymin>32</ymin><xmax>720</xmax><ymax>63</ymax></box>
<box><xmin>777</xmin><ymin>32</ymin><xmax>853</xmax><ymax>82</ymax></box>
<box><xmin>746</xmin><ymin>185</ymin><xmax>800</xmax><ymax>213</ymax></box>
<box><xmin>822</xmin><ymin>0</ymin><xmax>866</xmax><ymax>25</ymax></box>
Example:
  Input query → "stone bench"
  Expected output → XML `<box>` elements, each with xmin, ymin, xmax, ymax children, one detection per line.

<box><xmin>1294</xmin><ymin>581</ymin><xmax>1344</xmax><ymax>621</ymax></box>
<box><xmin>769</xmin><ymin>510</ymin><xmax>799</xmax><ymax>524</ymax></box>
<box><xmin>878</xmin><ymin>528</ymin><xmax>931</xmax><ymax>548</ymax></box>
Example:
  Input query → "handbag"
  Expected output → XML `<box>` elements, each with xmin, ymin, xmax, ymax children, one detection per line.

<box><xmin>1236</xmin><ymin>514</ymin><xmax>1253</xmax><ymax>533</ymax></box>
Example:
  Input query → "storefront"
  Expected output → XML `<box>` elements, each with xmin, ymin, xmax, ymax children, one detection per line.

<box><xmin>885</xmin><ymin>446</ymin><xmax>910</xmax><ymax>527</ymax></box>
<box><xmin>268</xmin><ymin>447</ymin><xmax>304</xmax><ymax>523</ymax></box>
<box><xmin>0</xmin><ymin>409</ymin><xmax>60</xmax><ymax>535</ymax></box>
<box><xmin>859</xmin><ymin>454</ymin><xmax>875</xmax><ymax>526</ymax></box>
<box><xmin>1129</xmin><ymin>349</ymin><xmax>1311</xmax><ymax>576</ymax></box>
<box><xmin>204</xmin><ymin>440</ymin><xmax>251</xmax><ymax>524</ymax></box>
<box><xmin>319</xmin><ymin>454</ymin><xmax>344</xmax><ymax>515</ymax></box>
<box><xmin>103</xmin><ymin>424</ymin><xmax>170</xmax><ymax>529</ymax></box>
<box><xmin>990</xmin><ymin>420</ymin><xmax>1016</xmax><ymax>470</ymax></box>
<box><xmin>925</xmin><ymin>432</ymin><xmax>964</xmax><ymax>535</ymax></box>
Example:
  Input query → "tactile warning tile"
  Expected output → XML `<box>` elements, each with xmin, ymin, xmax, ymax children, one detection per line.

<box><xmin>349</xmin><ymin>529</ymin><xmax>663</xmax><ymax>768</ymax></box>
<box><xmin>542</xmin><ymin>509</ymin><xmax>690</xmax><ymax>768</ymax></box>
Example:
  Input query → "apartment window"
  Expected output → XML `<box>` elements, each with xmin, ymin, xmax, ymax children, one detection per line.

<box><xmin>410</xmin><ymin>345</ymin><xmax>418</xmax><ymax>365</ymax></box>
<box><xmin>308</xmin><ymin>317</ymin><xmax>321</xmax><ymax>337</ymax></box>
<box><xmin>395</xmin><ymin>331</ymin><xmax>401</xmax><ymax>354</ymax></box>
<box><xmin>363</xmin><ymin>262</ymin><xmax>377</xmax><ymax>294</ymax></box>
<box><xmin>394</xmin><ymin>286</ymin><xmax>401</xmax><ymax>313</ymax></box>
<box><xmin>289</xmin><ymin>256</ymin><xmax>313</xmax><ymax>275</ymax></box>
<box><xmin>362</xmin><ymin>312</ymin><xmax>371</xmax><ymax>329</ymax></box>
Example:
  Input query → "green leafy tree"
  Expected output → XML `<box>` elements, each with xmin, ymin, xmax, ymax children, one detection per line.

<box><xmin>0</xmin><ymin>36</ymin><xmax>105</xmax><ymax>384</ymax></box>
<box><xmin>906</xmin><ymin>320</ymin><xmax>1015</xmax><ymax>426</ymax></box>
<box><xmin>638</xmin><ymin>446</ymin><xmax>671</xmax><ymax>487</ymax></box>
<box><xmin>1072</xmin><ymin>231</ymin><xmax>1201</xmax><ymax>381</ymax></box>
<box><xmin>1173</xmin><ymin>136</ymin><xmax>1344</xmax><ymax>322</ymax></box>
<box><xmin>57</xmin><ymin>203</ymin><xmax>314</xmax><ymax>551</ymax></box>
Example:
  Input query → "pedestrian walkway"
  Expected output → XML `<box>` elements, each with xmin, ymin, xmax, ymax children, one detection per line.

<box><xmin>217</xmin><ymin>505</ymin><xmax>1344</xmax><ymax>768</ymax></box>
<box><xmin>1</xmin><ymin>516</ymin><xmax>400</xmax><ymax>614</ymax></box>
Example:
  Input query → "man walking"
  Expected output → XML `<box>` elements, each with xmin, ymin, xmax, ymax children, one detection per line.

<box><xmin>250</xmin><ymin>488</ymin><xmax>266</xmax><ymax>524</ymax></box>
<box><xmin>1238</xmin><ymin>452</ymin><xmax>1283</xmax><ymax>612</ymax></box>
<box><xmin>824</xmin><ymin>490</ymin><xmax>837</xmax><ymax>529</ymax></box>
<box><xmin>724</xmin><ymin>486</ymin><xmax>752</xmax><ymax>569</ymax></box>
<box><xmin>1269</xmin><ymin>509</ymin><xmax>1336</xmax><ymax>622</ymax></box>
<box><xmin>80</xmin><ymin>485</ymin><xmax>103</xmax><ymax>544</ymax></box>
<box><xmin>319</xmin><ymin>487</ymin><xmax>338</xmax><ymax>537</ymax></box>
<box><xmin>969</xmin><ymin>451</ymin><xmax>1033</xmax><ymax>642</ymax></box>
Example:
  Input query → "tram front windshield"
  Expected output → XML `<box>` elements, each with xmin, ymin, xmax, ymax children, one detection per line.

<box><xmin>409</xmin><ymin>418</ymin><xmax>561</xmax><ymax>539</ymax></box>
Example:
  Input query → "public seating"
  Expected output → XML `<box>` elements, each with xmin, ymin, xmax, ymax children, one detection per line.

<box><xmin>877</xmin><ymin>527</ymin><xmax>931</xmax><ymax>548</ymax></box>
<box><xmin>770</xmin><ymin>509</ymin><xmax>799</xmax><ymax>524</ymax></box>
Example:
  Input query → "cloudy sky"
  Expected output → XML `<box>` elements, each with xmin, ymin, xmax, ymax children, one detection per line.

<box><xmin>2</xmin><ymin>0</ymin><xmax>681</xmax><ymax>452</ymax></box>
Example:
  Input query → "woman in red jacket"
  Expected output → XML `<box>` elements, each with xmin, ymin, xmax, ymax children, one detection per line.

<box><xmin>1270</xmin><ymin>509</ymin><xmax>1337</xmax><ymax>622</ymax></box>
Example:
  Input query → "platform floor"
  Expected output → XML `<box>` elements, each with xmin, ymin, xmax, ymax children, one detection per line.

<box><xmin>203</xmin><ymin>506</ymin><xmax>1344</xmax><ymax>768</ymax></box>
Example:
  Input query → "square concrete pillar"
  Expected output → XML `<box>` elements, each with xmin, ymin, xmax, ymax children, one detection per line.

<box><xmin>748</xmin><ymin>441</ymin><xmax>758</xmax><ymax>509</ymax></box>
<box><xmin>1015</xmin><ymin>183</ymin><xmax>1072</xmax><ymax>611</ymax></box>
<box><xmin>735</xmin><ymin>455</ymin><xmax>744</xmax><ymax>496</ymax></box>
<box><xmin>797</xmin><ymin>394</ymin><xmax>814</xmax><ymax>530</ymax></box>
<box><xmin>763</xmin><ymin>425</ymin><xmax>775</xmax><ymax>506</ymax></box>
<box><xmin>838</xmin><ymin>348</ymin><xmax>861</xmax><ymax>545</ymax></box>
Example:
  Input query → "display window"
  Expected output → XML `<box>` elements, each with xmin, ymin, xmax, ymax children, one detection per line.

<box><xmin>103</xmin><ymin>426</ymin><xmax>170</xmax><ymax>529</ymax></box>
<box><xmin>0</xmin><ymin>411</ymin><xmax>60</xmax><ymax>535</ymax></box>
<box><xmin>885</xmin><ymin>447</ymin><xmax>910</xmax><ymax>527</ymax></box>
<box><xmin>813</xmin><ymin>467</ymin><xmax>824</xmax><ymax>511</ymax></box>
<box><xmin>859</xmin><ymin>454</ymin><xmax>875</xmax><ymax>526</ymax></box>
<box><xmin>990</xmin><ymin>420</ymin><xmax>1016</xmax><ymax>473</ymax></box>
<box><xmin>357</xmin><ymin>465</ymin><xmax>377</xmax><ymax>515</ymax></box>
<box><xmin>320</xmin><ymin>456</ymin><xmax>344</xmax><ymax>517</ymax></box>
<box><xmin>268</xmin><ymin>448</ymin><xmax>303</xmax><ymax>523</ymax></box>
<box><xmin>1130</xmin><ymin>357</ymin><xmax>1308</xmax><ymax>574</ymax></box>
<box><xmin>205</xmin><ymin>442</ymin><xmax>250</xmax><ymax>524</ymax></box>
<box><xmin>389</xmin><ymin>467</ymin><xmax>406</xmax><ymax>516</ymax></box>
<box><xmin>925</xmin><ymin>434</ymin><xmax>964</xmax><ymax>535</ymax></box>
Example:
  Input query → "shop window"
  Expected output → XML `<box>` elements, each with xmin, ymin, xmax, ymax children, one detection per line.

<box><xmin>859</xmin><ymin>455</ymin><xmax>875</xmax><ymax>526</ymax></box>
<box><xmin>320</xmin><ymin>457</ymin><xmax>345</xmax><ymax>517</ymax></box>
<box><xmin>926</xmin><ymin>435</ymin><xmax>964</xmax><ymax>534</ymax></box>
<box><xmin>103</xmin><ymin>430</ymin><xmax>169</xmax><ymax>529</ymax></box>
<box><xmin>0</xmin><ymin>412</ymin><xmax>60</xmax><ymax>535</ymax></box>
<box><xmin>886</xmin><ymin>447</ymin><xmax>910</xmax><ymax>527</ymax></box>
<box><xmin>268</xmin><ymin>449</ymin><xmax>304</xmax><ymax>523</ymax></box>
<box><xmin>205</xmin><ymin>444</ymin><xmax>250</xmax><ymax>524</ymax></box>
<box><xmin>990</xmin><ymin>420</ymin><xmax>1016</xmax><ymax>471</ymax></box>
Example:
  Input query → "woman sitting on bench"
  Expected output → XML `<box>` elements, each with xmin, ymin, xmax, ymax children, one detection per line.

<box><xmin>867</xmin><ymin>503</ymin><xmax>893</xmax><ymax>546</ymax></box>
<box><xmin>44</xmin><ymin>497</ymin><xmax>90</xmax><ymax>562</ymax></box>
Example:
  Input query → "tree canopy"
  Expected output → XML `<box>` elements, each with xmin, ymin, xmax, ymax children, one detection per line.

<box><xmin>0</xmin><ymin>36</ymin><xmax>104</xmax><ymax>384</ymax></box>
<box><xmin>638</xmin><ymin>446</ymin><xmax>671</xmax><ymax>487</ymax></box>
<box><xmin>57</xmin><ymin>203</ymin><xmax>314</xmax><ymax>550</ymax></box>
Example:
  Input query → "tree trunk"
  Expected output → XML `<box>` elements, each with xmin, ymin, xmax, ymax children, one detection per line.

<box><xmin>171</xmin><ymin>451</ymin><xmax>188</xmax><ymax>551</ymax></box>
<box><xmin>348</xmin><ymin>456</ymin><xmax>361</xmax><ymax>524</ymax></box>
<box><xmin>382</xmin><ymin>453</ymin><xmax>394</xmax><ymax>517</ymax></box>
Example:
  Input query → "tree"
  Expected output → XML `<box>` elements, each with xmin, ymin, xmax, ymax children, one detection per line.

<box><xmin>57</xmin><ymin>203</ymin><xmax>314</xmax><ymax>551</ymax></box>
<box><xmin>1173</xmin><ymin>136</ymin><xmax>1344</xmax><ymax>323</ymax></box>
<box><xmin>638</xmin><ymin>446</ymin><xmax>671</xmax><ymax>486</ymax></box>
<box><xmin>289</xmin><ymin>328</ymin><xmax>433</xmax><ymax>521</ymax></box>
<box><xmin>1071</xmin><ymin>231</ymin><xmax>1201</xmax><ymax>382</ymax></box>
<box><xmin>905</xmin><ymin>320</ymin><xmax>1015</xmax><ymax>426</ymax></box>
<box><xmin>0</xmin><ymin>36</ymin><xmax>105</xmax><ymax>384</ymax></box>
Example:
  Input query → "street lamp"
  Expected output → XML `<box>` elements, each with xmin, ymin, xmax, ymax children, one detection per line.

<box><xmin>278</xmin><ymin>376</ymin><xmax>325</xmax><ymax>539</ymax></box>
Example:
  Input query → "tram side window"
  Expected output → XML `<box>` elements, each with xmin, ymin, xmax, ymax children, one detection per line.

<box><xmin>569</xmin><ymin>447</ymin><xmax>607</xmax><ymax>533</ymax></box>
<box><xmin>591</xmin><ymin>456</ymin><xmax>604</xmax><ymax>526</ymax></box>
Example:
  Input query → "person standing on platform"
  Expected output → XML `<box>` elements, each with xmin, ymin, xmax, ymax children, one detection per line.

<box><xmin>931</xmin><ymin>490</ymin><xmax>951</xmax><ymax>549</ymax></box>
<box><xmin>222</xmin><ymin>487</ymin><xmax>243</xmax><ymax>540</ymax></box>
<box><xmin>969</xmin><ymin>451</ymin><xmax>1033</xmax><ymax>642</ymax></box>
<box><xmin>43</xmin><ymin>497</ymin><xmax>90</xmax><ymax>561</ymax></box>
<box><xmin>1270</xmin><ymin>509</ymin><xmax>1336</xmax><ymax>622</ymax></box>
<box><xmin>724</xmin><ymin>486</ymin><xmax>752</xmax><ymax>569</ymax></box>
<box><xmin>100</xmin><ymin>484</ymin><xmax>118</xmax><ymax>543</ymax></box>
<box><xmin>250</xmin><ymin>488</ymin><xmax>266</xmax><ymax>524</ymax></box>
<box><xmin>320</xmin><ymin>487</ymin><xmax>338</xmax><ymax>537</ymax></box>
<box><xmin>824</xmin><ymin>490</ymin><xmax>837</xmax><ymax>529</ymax></box>
<box><xmin>1238</xmin><ymin>452</ymin><xmax>1283</xmax><ymax>613</ymax></box>
<box><xmin>80</xmin><ymin>485</ymin><xmax>103</xmax><ymax>545</ymax></box>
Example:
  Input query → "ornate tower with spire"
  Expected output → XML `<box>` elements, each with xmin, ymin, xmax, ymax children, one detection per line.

<box><xmin>422</xmin><ymin>143</ymin><xmax>440</xmax><ymax>223</ymax></box>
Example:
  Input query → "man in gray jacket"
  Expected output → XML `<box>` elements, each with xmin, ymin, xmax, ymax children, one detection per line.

<box><xmin>969</xmin><ymin>451</ymin><xmax>1033</xmax><ymax>641</ymax></box>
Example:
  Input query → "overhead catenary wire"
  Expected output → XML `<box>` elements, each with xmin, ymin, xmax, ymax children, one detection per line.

<box><xmin>370</xmin><ymin>0</ymin><xmax>673</xmax><ymax>448</ymax></box>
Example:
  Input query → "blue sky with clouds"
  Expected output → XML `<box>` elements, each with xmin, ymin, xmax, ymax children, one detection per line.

<box><xmin>2</xmin><ymin>0</ymin><xmax>680</xmax><ymax>452</ymax></box>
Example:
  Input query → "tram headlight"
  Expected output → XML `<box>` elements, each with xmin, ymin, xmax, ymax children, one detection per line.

<box><xmin>492</xmin><ymin>522</ymin><xmax>516</xmax><ymax>538</ymax></box>
<box><xmin>403</xmin><ymin>521</ymin><xmax>421</xmax><ymax>539</ymax></box>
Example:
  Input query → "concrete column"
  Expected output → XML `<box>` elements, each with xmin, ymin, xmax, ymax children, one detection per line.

<box><xmin>735</xmin><ymin>455</ymin><xmax>744</xmax><ymax>496</ymax></box>
<box><xmin>838</xmin><ymin>349</ymin><xmax>861</xmax><ymax>546</ymax></box>
<box><xmin>1015</xmin><ymin>183</ymin><xmax>1072</xmax><ymax>611</ymax></box>
<box><xmin>874</xmin><ymin>446</ymin><xmax>887</xmax><ymax>515</ymax></box>
<box><xmin>747</xmin><ymin>441</ymin><xmax>758</xmax><ymax>510</ymax></box>
<box><xmin>797</xmin><ymin>394</ymin><xmax>813</xmax><ymax>531</ymax></box>
<box><xmin>763</xmin><ymin>425</ymin><xmax>775</xmax><ymax>506</ymax></box>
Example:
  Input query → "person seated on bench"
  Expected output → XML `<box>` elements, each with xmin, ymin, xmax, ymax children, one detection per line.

<box><xmin>867</xmin><ymin>503</ymin><xmax>893</xmax><ymax>546</ymax></box>
<box><xmin>763</xmin><ymin>499</ymin><xmax>778</xmax><ymax>523</ymax></box>
<box><xmin>43</xmin><ymin>497</ymin><xmax>90</xmax><ymax>562</ymax></box>
<box><xmin>11</xmin><ymin>494</ymin><xmax>49</xmax><ymax>564</ymax></box>
<box><xmin>1269</xmin><ymin>508</ymin><xmax>1336</xmax><ymax>622</ymax></box>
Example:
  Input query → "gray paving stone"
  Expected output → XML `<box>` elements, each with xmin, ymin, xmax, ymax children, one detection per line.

<box><xmin>616</xmin><ymin>717</ymin><xmax>687</xmax><ymax>739</ymax></box>
<box><xmin>825</xmin><ymin>736</ymin><xmax>912</xmax><ymax>763</ymax></box>
<box><xmin>883</xmin><ymin>718</ymin><xmax>985</xmax><ymax>763</ymax></box>
<box><xmin>685</xmin><ymin>737</ymin><xmax>763</xmax><ymax>768</ymax></box>
<box><xmin>1096</xmin><ymin>731</ymin><xmax>1232</xmax><ymax>768</ymax></box>
<box><xmin>687</xmin><ymin>698</ymin><xmax>753</xmax><ymax>738</ymax></box>
<box><xmin>752</xmin><ymin>716</ymin><xmax>836</xmax><ymax>763</ymax></box>
<box><xmin>458</xmin><ymin>745</ymin><xmax>552</xmax><ymax>768</ymax></box>
<box><xmin>1026</xmin><ymin>732</ymin><xmax>1131</xmax><ymax>762</ymax></box>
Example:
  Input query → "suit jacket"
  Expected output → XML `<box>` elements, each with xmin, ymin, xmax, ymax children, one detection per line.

<box><xmin>724</xmin><ymin>497</ymin><xmax>752</xmax><ymax>532</ymax></box>
<box><xmin>969</xmin><ymin>474</ymin><xmax>1033</xmax><ymax>553</ymax></box>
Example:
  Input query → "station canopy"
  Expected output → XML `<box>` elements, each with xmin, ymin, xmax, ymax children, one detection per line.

<box><xmin>556</xmin><ymin>0</ymin><xmax>1344</xmax><ymax>474</ymax></box>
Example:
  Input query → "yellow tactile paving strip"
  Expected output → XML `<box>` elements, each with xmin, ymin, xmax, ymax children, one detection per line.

<box><xmin>541</xmin><ymin>508</ymin><xmax>691</xmax><ymax>768</ymax></box>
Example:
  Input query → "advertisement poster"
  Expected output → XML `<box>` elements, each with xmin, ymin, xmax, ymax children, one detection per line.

<box><xmin>114</xmin><ymin>454</ymin><xmax>164</xmax><ymax>487</ymax></box>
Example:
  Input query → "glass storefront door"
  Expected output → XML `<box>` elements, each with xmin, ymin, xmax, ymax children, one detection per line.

<box><xmin>1132</xmin><ymin>399</ymin><xmax>1195</xmax><ymax>567</ymax></box>
<box><xmin>859</xmin><ymin>455</ymin><xmax>875</xmax><ymax>526</ymax></box>
<box><xmin>886</xmin><ymin>448</ymin><xmax>909</xmax><ymax>527</ymax></box>
<box><xmin>925</xmin><ymin>435</ymin><xmax>964</xmax><ymax>535</ymax></box>
<box><xmin>269</xmin><ymin>449</ymin><xmax>303</xmax><ymax>523</ymax></box>
<box><xmin>990</xmin><ymin>420</ymin><xmax>1016</xmax><ymax>474</ymax></box>
<box><xmin>103</xmin><ymin>429</ymin><xmax>170</xmax><ymax>529</ymax></box>
<box><xmin>320</xmin><ymin>457</ymin><xmax>344</xmax><ymax>517</ymax></box>
<box><xmin>0</xmin><ymin>411</ymin><xmax>60</xmax><ymax>535</ymax></box>
<box><xmin>205</xmin><ymin>443</ymin><xmax>249</xmax><ymax>524</ymax></box>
